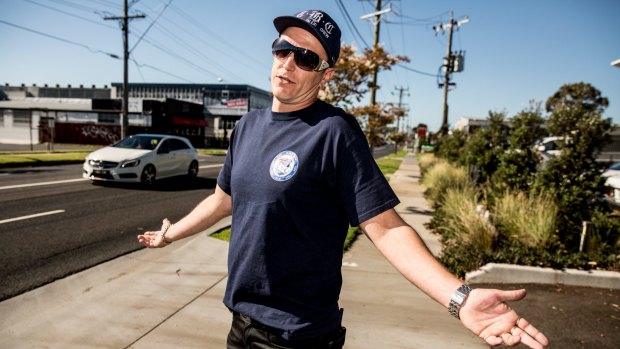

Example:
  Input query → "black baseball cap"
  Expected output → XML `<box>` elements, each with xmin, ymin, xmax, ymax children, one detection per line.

<box><xmin>273</xmin><ymin>10</ymin><xmax>342</xmax><ymax>67</ymax></box>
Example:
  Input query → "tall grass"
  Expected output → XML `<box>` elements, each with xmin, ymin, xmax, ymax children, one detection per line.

<box><xmin>417</xmin><ymin>154</ymin><xmax>442</xmax><ymax>175</ymax></box>
<box><xmin>422</xmin><ymin>161</ymin><xmax>471</xmax><ymax>208</ymax></box>
<box><xmin>438</xmin><ymin>187</ymin><xmax>497</xmax><ymax>252</ymax></box>
<box><xmin>494</xmin><ymin>191</ymin><xmax>557</xmax><ymax>247</ymax></box>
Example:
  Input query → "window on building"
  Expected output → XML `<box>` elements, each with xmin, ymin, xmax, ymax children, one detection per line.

<box><xmin>13</xmin><ymin>109</ymin><xmax>31</xmax><ymax>127</ymax></box>
<box><xmin>98</xmin><ymin>113</ymin><xmax>119</xmax><ymax>124</ymax></box>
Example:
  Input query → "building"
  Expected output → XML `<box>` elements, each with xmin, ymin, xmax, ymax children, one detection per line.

<box><xmin>0</xmin><ymin>82</ymin><xmax>271</xmax><ymax>148</ymax></box>
<box><xmin>452</xmin><ymin>116</ymin><xmax>512</xmax><ymax>133</ymax></box>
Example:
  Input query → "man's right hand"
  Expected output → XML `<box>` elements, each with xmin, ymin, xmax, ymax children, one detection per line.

<box><xmin>137</xmin><ymin>218</ymin><xmax>171</xmax><ymax>248</ymax></box>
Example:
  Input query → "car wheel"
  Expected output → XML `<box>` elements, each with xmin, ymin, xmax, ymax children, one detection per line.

<box><xmin>141</xmin><ymin>165</ymin><xmax>156</xmax><ymax>186</ymax></box>
<box><xmin>187</xmin><ymin>160</ymin><xmax>199</xmax><ymax>178</ymax></box>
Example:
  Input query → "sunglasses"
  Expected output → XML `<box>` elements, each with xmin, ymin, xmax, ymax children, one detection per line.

<box><xmin>271</xmin><ymin>38</ymin><xmax>330</xmax><ymax>72</ymax></box>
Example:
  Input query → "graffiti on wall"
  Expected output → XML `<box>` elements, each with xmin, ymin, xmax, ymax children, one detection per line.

<box><xmin>39</xmin><ymin>122</ymin><xmax>125</xmax><ymax>145</ymax></box>
<box><xmin>81</xmin><ymin>125</ymin><xmax>120</xmax><ymax>144</ymax></box>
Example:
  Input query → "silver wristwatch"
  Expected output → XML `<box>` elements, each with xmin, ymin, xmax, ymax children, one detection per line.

<box><xmin>448</xmin><ymin>284</ymin><xmax>472</xmax><ymax>319</ymax></box>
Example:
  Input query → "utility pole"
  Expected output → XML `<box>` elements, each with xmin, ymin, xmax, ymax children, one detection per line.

<box><xmin>434</xmin><ymin>12</ymin><xmax>469</xmax><ymax>135</ymax></box>
<box><xmin>393</xmin><ymin>86</ymin><xmax>409</xmax><ymax>132</ymax></box>
<box><xmin>361</xmin><ymin>0</ymin><xmax>391</xmax><ymax>149</ymax></box>
<box><xmin>105</xmin><ymin>0</ymin><xmax>144</xmax><ymax>139</ymax></box>
<box><xmin>369</xmin><ymin>0</ymin><xmax>382</xmax><ymax>107</ymax></box>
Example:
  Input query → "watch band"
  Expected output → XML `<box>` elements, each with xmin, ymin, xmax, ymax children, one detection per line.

<box><xmin>448</xmin><ymin>284</ymin><xmax>472</xmax><ymax>319</ymax></box>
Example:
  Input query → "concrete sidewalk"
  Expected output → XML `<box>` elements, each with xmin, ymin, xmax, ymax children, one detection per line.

<box><xmin>0</xmin><ymin>153</ymin><xmax>486</xmax><ymax>348</ymax></box>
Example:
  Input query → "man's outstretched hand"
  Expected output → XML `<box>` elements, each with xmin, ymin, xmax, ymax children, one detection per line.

<box><xmin>137</xmin><ymin>218</ymin><xmax>171</xmax><ymax>248</ymax></box>
<box><xmin>460</xmin><ymin>288</ymin><xmax>549</xmax><ymax>349</ymax></box>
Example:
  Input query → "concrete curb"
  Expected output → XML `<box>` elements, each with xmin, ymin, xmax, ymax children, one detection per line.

<box><xmin>465</xmin><ymin>263</ymin><xmax>620</xmax><ymax>289</ymax></box>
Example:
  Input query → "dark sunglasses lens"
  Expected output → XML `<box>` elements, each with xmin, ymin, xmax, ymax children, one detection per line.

<box><xmin>274</xmin><ymin>49</ymin><xmax>293</xmax><ymax>60</ymax></box>
<box><xmin>272</xmin><ymin>39</ymin><xmax>319</xmax><ymax>71</ymax></box>
<box><xmin>295</xmin><ymin>50</ymin><xmax>319</xmax><ymax>71</ymax></box>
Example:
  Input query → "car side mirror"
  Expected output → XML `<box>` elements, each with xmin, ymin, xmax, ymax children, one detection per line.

<box><xmin>158</xmin><ymin>147</ymin><xmax>169</xmax><ymax>154</ymax></box>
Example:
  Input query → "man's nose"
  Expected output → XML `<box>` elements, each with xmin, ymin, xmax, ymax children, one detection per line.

<box><xmin>282</xmin><ymin>52</ymin><xmax>296</xmax><ymax>70</ymax></box>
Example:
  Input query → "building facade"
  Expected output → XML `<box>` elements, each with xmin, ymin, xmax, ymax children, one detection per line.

<box><xmin>0</xmin><ymin>82</ymin><xmax>271</xmax><ymax>148</ymax></box>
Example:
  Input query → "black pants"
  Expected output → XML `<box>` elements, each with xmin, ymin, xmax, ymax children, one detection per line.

<box><xmin>226</xmin><ymin>312</ymin><xmax>346</xmax><ymax>349</ymax></box>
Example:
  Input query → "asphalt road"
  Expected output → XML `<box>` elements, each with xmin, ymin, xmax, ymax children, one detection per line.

<box><xmin>0</xmin><ymin>144</ymin><xmax>395</xmax><ymax>301</ymax></box>
<box><xmin>0</xmin><ymin>154</ymin><xmax>225</xmax><ymax>301</ymax></box>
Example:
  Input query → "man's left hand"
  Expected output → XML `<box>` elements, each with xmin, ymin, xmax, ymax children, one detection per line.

<box><xmin>460</xmin><ymin>288</ymin><xmax>549</xmax><ymax>348</ymax></box>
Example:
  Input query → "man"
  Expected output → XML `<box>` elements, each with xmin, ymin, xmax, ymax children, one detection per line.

<box><xmin>138</xmin><ymin>9</ymin><xmax>549</xmax><ymax>349</ymax></box>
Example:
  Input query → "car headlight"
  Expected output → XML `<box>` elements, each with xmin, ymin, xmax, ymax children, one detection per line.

<box><xmin>120</xmin><ymin>159</ymin><xmax>141</xmax><ymax>168</ymax></box>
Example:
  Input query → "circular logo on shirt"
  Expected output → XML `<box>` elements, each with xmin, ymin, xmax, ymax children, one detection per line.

<box><xmin>269</xmin><ymin>150</ymin><xmax>299</xmax><ymax>181</ymax></box>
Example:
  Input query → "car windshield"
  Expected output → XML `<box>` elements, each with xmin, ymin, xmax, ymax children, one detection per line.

<box><xmin>113</xmin><ymin>135</ymin><xmax>163</xmax><ymax>150</ymax></box>
<box><xmin>610</xmin><ymin>163</ymin><xmax>620</xmax><ymax>171</ymax></box>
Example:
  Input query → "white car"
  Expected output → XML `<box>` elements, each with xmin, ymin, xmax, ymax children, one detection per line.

<box><xmin>604</xmin><ymin>176</ymin><xmax>620</xmax><ymax>207</ymax></box>
<box><xmin>83</xmin><ymin>134</ymin><xmax>199</xmax><ymax>185</ymax></box>
<box><xmin>602</xmin><ymin>162</ymin><xmax>620</xmax><ymax>178</ymax></box>
<box><xmin>602</xmin><ymin>162</ymin><xmax>620</xmax><ymax>207</ymax></box>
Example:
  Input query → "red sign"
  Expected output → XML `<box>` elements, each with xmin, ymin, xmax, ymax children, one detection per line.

<box><xmin>226</xmin><ymin>98</ymin><xmax>248</xmax><ymax>108</ymax></box>
<box><xmin>172</xmin><ymin>116</ymin><xmax>209</xmax><ymax>127</ymax></box>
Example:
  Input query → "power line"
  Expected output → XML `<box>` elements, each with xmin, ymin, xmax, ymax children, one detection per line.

<box><xmin>130</xmin><ymin>58</ymin><xmax>194</xmax><ymax>83</ymax></box>
<box><xmin>335</xmin><ymin>0</ymin><xmax>370</xmax><ymax>48</ymax></box>
<box><xmin>129</xmin><ymin>0</ymin><xmax>171</xmax><ymax>53</ymax></box>
<box><xmin>82</xmin><ymin>0</ymin><xmax>122</xmax><ymax>10</ymax></box>
<box><xmin>143</xmin><ymin>24</ymin><xmax>246</xmax><ymax>82</ymax></box>
<box><xmin>163</xmin><ymin>2</ymin><xmax>271</xmax><ymax>72</ymax></box>
<box><xmin>24</xmin><ymin>0</ymin><xmax>116</xmax><ymax>29</ymax></box>
<box><xmin>45</xmin><ymin>0</ymin><xmax>102</xmax><ymax>14</ymax></box>
<box><xmin>138</xmin><ymin>36</ymin><xmax>220</xmax><ymax>79</ymax></box>
<box><xmin>0</xmin><ymin>19</ymin><xmax>119</xmax><ymax>58</ymax></box>
<box><xmin>397</xmin><ymin>64</ymin><xmax>440</xmax><ymax>78</ymax></box>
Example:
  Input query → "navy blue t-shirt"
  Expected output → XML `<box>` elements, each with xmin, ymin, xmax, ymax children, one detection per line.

<box><xmin>217</xmin><ymin>100</ymin><xmax>399</xmax><ymax>340</ymax></box>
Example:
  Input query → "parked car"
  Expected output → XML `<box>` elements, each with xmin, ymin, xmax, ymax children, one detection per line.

<box><xmin>603</xmin><ymin>176</ymin><xmax>620</xmax><ymax>208</ymax></box>
<box><xmin>602</xmin><ymin>162</ymin><xmax>620</xmax><ymax>178</ymax></box>
<box><xmin>602</xmin><ymin>162</ymin><xmax>620</xmax><ymax>207</ymax></box>
<box><xmin>534</xmin><ymin>136</ymin><xmax>569</xmax><ymax>163</ymax></box>
<box><xmin>83</xmin><ymin>134</ymin><xmax>199</xmax><ymax>185</ymax></box>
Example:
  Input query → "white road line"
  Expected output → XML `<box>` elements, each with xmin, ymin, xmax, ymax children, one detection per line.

<box><xmin>0</xmin><ymin>178</ymin><xmax>88</xmax><ymax>191</ymax></box>
<box><xmin>199</xmin><ymin>164</ymin><xmax>223</xmax><ymax>169</ymax></box>
<box><xmin>0</xmin><ymin>210</ymin><xmax>66</xmax><ymax>224</ymax></box>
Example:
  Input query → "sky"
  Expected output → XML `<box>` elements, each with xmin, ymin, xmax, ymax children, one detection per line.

<box><xmin>1</xmin><ymin>0</ymin><xmax>619</xmax><ymax>132</ymax></box>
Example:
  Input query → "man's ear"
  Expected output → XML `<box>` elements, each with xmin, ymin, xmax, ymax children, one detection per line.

<box><xmin>320</xmin><ymin>68</ymin><xmax>335</xmax><ymax>84</ymax></box>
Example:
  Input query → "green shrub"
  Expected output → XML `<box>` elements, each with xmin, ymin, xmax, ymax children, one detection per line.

<box><xmin>434</xmin><ymin>130</ymin><xmax>467</xmax><ymax>164</ymax></box>
<box><xmin>586</xmin><ymin>210</ymin><xmax>620</xmax><ymax>254</ymax></box>
<box><xmin>440</xmin><ymin>241</ymin><xmax>493</xmax><ymax>278</ymax></box>
<box><xmin>493</xmin><ymin>105</ymin><xmax>546</xmax><ymax>192</ymax></box>
<box><xmin>435</xmin><ymin>84</ymin><xmax>620</xmax><ymax>274</ymax></box>
<box><xmin>460</xmin><ymin>112</ymin><xmax>510</xmax><ymax>183</ymax></box>
<box><xmin>442</xmin><ymin>236</ymin><xmax>620</xmax><ymax>278</ymax></box>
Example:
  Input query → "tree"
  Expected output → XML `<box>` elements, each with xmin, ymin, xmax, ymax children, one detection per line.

<box><xmin>434</xmin><ymin>129</ymin><xmax>467</xmax><ymax>163</ymax></box>
<box><xmin>461</xmin><ymin>111</ymin><xmax>510</xmax><ymax>183</ymax></box>
<box><xmin>545</xmin><ymin>82</ymin><xmax>609</xmax><ymax>114</ymax></box>
<box><xmin>494</xmin><ymin>102</ymin><xmax>546</xmax><ymax>192</ymax></box>
<box><xmin>352</xmin><ymin>103</ymin><xmax>396</xmax><ymax>147</ymax></box>
<box><xmin>533</xmin><ymin>83</ymin><xmax>613</xmax><ymax>249</ymax></box>
<box><xmin>320</xmin><ymin>43</ymin><xmax>408</xmax><ymax>148</ymax></box>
